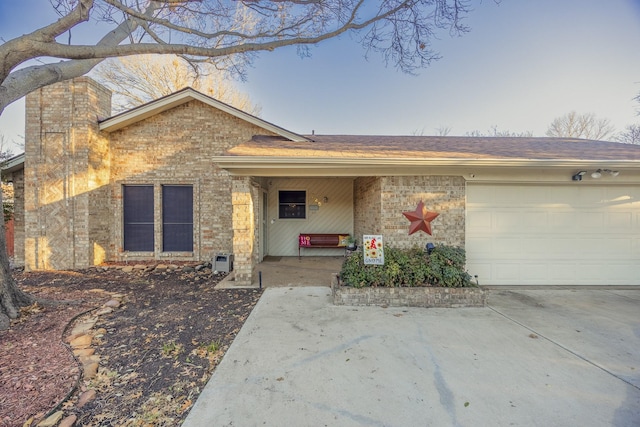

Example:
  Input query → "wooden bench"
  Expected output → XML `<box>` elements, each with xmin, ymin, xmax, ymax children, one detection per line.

<box><xmin>298</xmin><ymin>233</ymin><xmax>350</xmax><ymax>258</ymax></box>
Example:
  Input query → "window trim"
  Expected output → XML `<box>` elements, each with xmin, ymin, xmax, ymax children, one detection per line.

<box><xmin>120</xmin><ymin>183</ymin><xmax>196</xmax><ymax>256</ymax></box>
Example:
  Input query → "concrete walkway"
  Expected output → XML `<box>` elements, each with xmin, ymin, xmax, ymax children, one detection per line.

<box><xmin>183</xmin><ymin>287</ymin><xmax>640</xmax><ymax>427</ymax></box>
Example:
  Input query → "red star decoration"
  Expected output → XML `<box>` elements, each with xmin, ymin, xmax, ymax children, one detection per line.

<box><xmin>403</xmin><ymin>201</ymin><xmax>439</xmax><ymax>235</ymax></box>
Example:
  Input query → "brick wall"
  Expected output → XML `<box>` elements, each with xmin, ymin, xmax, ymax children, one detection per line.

<box><xmin>23</xmin><ymin>77</ymin><xmax>276</xmax><ymax>278</ymax></box>
<box><xmin>108</xmin><ymin>99</ymin><xmax>276</xmax><ymax>266</ymax></box>
<box><xmin>24</xmin><ymin>77</ymin><xmax>112</xmax><ymax>270</ymax></box>
<box><xmin>231</xmin><ymin>176</ymin><xmax>260</xmax><ymax>285</ymax></box>
<box><xmin>332</xmin><ymin>282</ymin><xmax>486</xmax><ymax>308</ymax></box>
<box><xmin>11</xmin><ymin>169</ymin><xmax>24</xmax><ymax>267</ymax></box>
<box><xmin>354</xmin><ymin>175</ymin><xmax>465</xmax><ymax>250</ymax></box>
<box><xmin>354</xmin><ymin>177</ymin><xmax>382</xmax><ymax>241</ymax></box>
<box><xmin>380</xmin><ymin>176</ymin><xmax>465</xmax><ymax>248</ymax></box>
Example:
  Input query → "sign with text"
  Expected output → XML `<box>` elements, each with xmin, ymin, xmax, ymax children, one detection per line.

<box><xmin>363</xmin><ymin>235</ymin><xmax>384</xmax><ymax>265</ymax></box>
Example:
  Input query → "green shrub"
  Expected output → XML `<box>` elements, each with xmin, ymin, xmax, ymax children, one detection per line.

<box><xmin>340</xmin><ymin>245</ymin><xmax>473</xmax><ymax>288</ymax></box>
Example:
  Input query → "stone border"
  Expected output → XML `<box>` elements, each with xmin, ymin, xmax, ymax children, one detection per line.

<box><xmin>35</xmin><ymin>293</ymin><xmax>125</xmax><ymax>427</ymax></box>
<box><xmin>331</xmin><ymin>275</ymin><xmax>486</xmax><ymax>308</ymax></box>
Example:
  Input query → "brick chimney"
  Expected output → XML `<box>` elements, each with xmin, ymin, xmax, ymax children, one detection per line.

<box><xmin>24</xmin><ymin>77</ymin><xmax>112</xmax><ymax>270</ymax></box>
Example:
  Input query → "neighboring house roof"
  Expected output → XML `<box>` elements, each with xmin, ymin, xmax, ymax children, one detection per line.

<box><xmin>0</xmin><ymin>153</ymin><xmax>25</xmax><ymax>177</ymax></box>
<box><xmin>98</xmin><ymin>87</ymin><xmax>310</xmax><ymax>143</ymax></box>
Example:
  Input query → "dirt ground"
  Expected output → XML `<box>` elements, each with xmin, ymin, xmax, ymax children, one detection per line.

<box><xmin>0</xmin><ymin>265</ymin><xmax>263</xmax><ymax>426</ymax></box>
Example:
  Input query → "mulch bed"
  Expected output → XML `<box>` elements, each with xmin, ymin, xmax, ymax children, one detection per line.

<box><xmin>0</xmin><ymin>266</ymin><xmax>262</xmax><ymax>426</ymax></box>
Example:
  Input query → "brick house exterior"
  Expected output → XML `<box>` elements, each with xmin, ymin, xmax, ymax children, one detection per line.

<box><xmin>3</xmin><ymin>77</ymin><xmax>640</xmax><ymax>286</ymax></box>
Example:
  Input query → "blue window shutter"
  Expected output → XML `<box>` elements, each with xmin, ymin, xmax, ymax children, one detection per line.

<box><xmin>123</xmin><ymin>185</ymin><xmax>154</xmax><ymax>251</ymax></box>
<box><xmin>162</xmin><ymin>186</ymin><xmax>193</xmax><ymax>251</ymax></box>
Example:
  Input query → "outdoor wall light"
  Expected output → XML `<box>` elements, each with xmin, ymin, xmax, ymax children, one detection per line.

<box><xmin>572</xmin><ymin>171</ymin><xmax>586</xmax><ymax>181</ymax></box>
<box><xmin>572</xmin><ymin>169</ymin><xmax>620</xmax><ymax>181</ymax></box>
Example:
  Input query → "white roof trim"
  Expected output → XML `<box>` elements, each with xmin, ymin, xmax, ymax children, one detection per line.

<box><xmin>211</xmin><ymin>156</ymin><xmax>640</xmax><ymax>168</ymax></box>
<box><xmin>210</xmin><ymin>156</ymin><xmax>640</xmax><ymax>181</ymax></box>
<box><xmin>1</xmin><ymin>152</ymin><xmax>25</xmax><ymax>174</ymax></box>
<box><xmin>99</xmin><ymin>88</ymin><xmax>310</xmax><ymax>142</ymax></box>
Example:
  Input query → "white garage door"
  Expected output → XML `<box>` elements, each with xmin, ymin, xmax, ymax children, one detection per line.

<box><xmin>466</xmin><ymin>184</ymin><xmax>640</xmax><ymax>286</ymax></box>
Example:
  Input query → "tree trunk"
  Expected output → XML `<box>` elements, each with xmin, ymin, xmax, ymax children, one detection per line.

<box><xmin>0</xmin><ymin>190</ymin><xmax>33</xmax><ymax>330</ymax></box>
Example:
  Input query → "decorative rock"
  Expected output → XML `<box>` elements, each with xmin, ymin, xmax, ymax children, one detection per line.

<box><xmin>36</xmin><ymin>411</ymin><xmax>63</xmax><ymax>427</ymax></box>
<box><xmin>133</xmin><ymin>264</ymin><xmax>147</xmax><ymax>270</ymax></box>
<box><xmin>79</xmin><ymin>355</ymin><xmax>100</xmax><ymax>365</ymax></box>
<box><xmin>77</xmin><ymin>389</ymin><xmax>97</xmax><ymax>408</ymax></box>
<box><xmin>73</xmin><ymin>348</ymin><xmax>95</xmax><ymax>357</ymax></box>
<box><xmin>83</xmin><ymin>362</ymin><xmax>99</xmax><ymax>379</ymax></box>
<box><xmin>64</xmin><ymin>333</ymin><xmax>81</xmax><ymax>343</ymax></box>
<box><xmin>59</xmin><ymin>414</ymin><xmax>77</xmax><ymax>427</ymax></box>
<box><xmin>94</xmin><ymin>307</ymin><xmax>113</xmax><ymax>316</ymax></box>
<box><xmin>195</xmin><ymin>264</ymin><xmax>205</xmax><ymax>271</ymax></box>
<box><xmin>110</xmin><ymin>293</ymin><xmax>125</xmax><ymax>299</ymax></box>
<box><xmin>155</xmin><ymin>264</ymin><xmax>168</xmax><ymax>271</ymax></box>
<box><xmin>71</xmin><ymin>319</ymin><xmax>97</xmax><ymax>336</ymax></box>
<box><xmin>70</xmin><ymin>334</ymin><xmax>92</xmax><ymax>348</ymax></box>
<box><xmin>104</xmin><ymin>299</ymin><xmax>120</xmax><ymax>308</ymax></box>
<box><xmin>182</xmin><ymin>266</ymin><xmax>195</xmax><ymax>273</ymax></box>
<box><xmin>121</xmin><ymin>266</ymin><xmax>133</xmax><ymax>273</ymax></box>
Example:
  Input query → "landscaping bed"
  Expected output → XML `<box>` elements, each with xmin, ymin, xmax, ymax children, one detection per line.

<box><xmin>336</xmin><ymin>246</ymin><xmax>486</xmax><ymax>308</ymax></box>
<box><xmin>0</xmin><ymin>265</ymin><xmax>262</xmax><ymax>427</ymax></box>
<box><xmin>332</xmin><ymin>281</ymin><xmax>486</xmax><ymax>307</ymax></box>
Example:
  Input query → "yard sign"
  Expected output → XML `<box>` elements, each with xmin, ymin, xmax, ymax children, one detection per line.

<box><xmin>363</xmin><ymin>235</ymin><xmax>384</xmax><ymax>265</ymax></box>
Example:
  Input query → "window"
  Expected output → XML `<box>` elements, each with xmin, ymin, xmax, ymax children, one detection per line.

<box><xmin>279</xmin><ymin>190</ymin><xmax>306</xmax><ymax>219</ymax></box>
<box><xmin>123</xmin><ymin>185</ymin><xmax>154</xmax><ymax>251</ymax></box>
<box><xmin>122</xmin><ymin>184</ymin><xmax>194</xmax><ymax>252</ymax></box>
<box><xmin>162</xmin><ymin>185</ymin><xmax>193</xmax><ymax>251</ymax></box>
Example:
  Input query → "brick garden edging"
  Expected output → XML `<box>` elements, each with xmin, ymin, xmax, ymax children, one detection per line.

<box><xmin>331</xmin><ymin>276</ymin><xmax>486</xmax><ymax>308</ymax></box>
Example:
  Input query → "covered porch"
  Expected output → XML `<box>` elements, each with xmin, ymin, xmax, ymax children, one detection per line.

<box><xmin>217</xmin><ymin>256</ymin><xmax>345</xmax><ymax>288</ymax></box>
<box><xmin>228</xmin><ymin>173</ymin><xmax>466</xmax><ymax>286</ymax></box>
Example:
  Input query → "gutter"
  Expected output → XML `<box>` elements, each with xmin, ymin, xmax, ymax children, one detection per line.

<box><xmin>210</xmin><ymin>156</ymin><xmax>640</xmax><ymax>169</ymax></box>
<box><xmin>1</xmin><ymin>153</ymin><xmax>25</xmax><ymax>177</ymax></box>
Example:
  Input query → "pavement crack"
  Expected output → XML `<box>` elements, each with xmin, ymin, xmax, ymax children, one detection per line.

<box><xmin>487</xmin><ymin>305</ymin><xmax>640</xmax><ymax>392</ymax></box>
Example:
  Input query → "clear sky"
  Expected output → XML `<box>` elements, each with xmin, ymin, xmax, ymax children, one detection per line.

<box><xmin>1</xmin><ymin>0</ymin><xmax>639</xmax><ymax>153</ymax></box>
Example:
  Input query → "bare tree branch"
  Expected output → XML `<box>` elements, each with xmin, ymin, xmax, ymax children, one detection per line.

<box><xmin>617</xmin><ymin>124</ymin><xmax>640</xmax><ymax>145</ymax></box>
<box><xmin>1</xmin><ymin>0</ymin><xmax>472</xmax><ymax>116</ymax></box>
<box><xmin>546</xmin><ymin>111</ymin><xmax>616</xmax><ymax>140</ymax></box>
<box><xmin>92</xmin><ymin>54</ymin><xmax>260</xmax><ymax>114</ymax></box>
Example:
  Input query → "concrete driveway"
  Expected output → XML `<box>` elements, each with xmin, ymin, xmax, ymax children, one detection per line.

<box><xmin>183</xmin><ymin>287</ymin><xmax>640</xmax><ymax>427</ymax></box>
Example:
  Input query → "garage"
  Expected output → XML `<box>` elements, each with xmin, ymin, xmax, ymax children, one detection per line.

<box><xmin>465</xmin><ymin>183</ymin><xmax>640</xmax><ymax>286</ymax></box>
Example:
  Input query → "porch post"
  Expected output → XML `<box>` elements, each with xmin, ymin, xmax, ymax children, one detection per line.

<box><xmin>231</xmin><ymin>177</ymin><xmax>255</xmax><ymax>285</ymax></box>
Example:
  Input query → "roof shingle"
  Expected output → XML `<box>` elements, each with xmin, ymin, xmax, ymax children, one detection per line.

<box><xmin>227</xmin><ymin>135</ymin><xmax>640</xmax><ymax>161</ymax></box>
